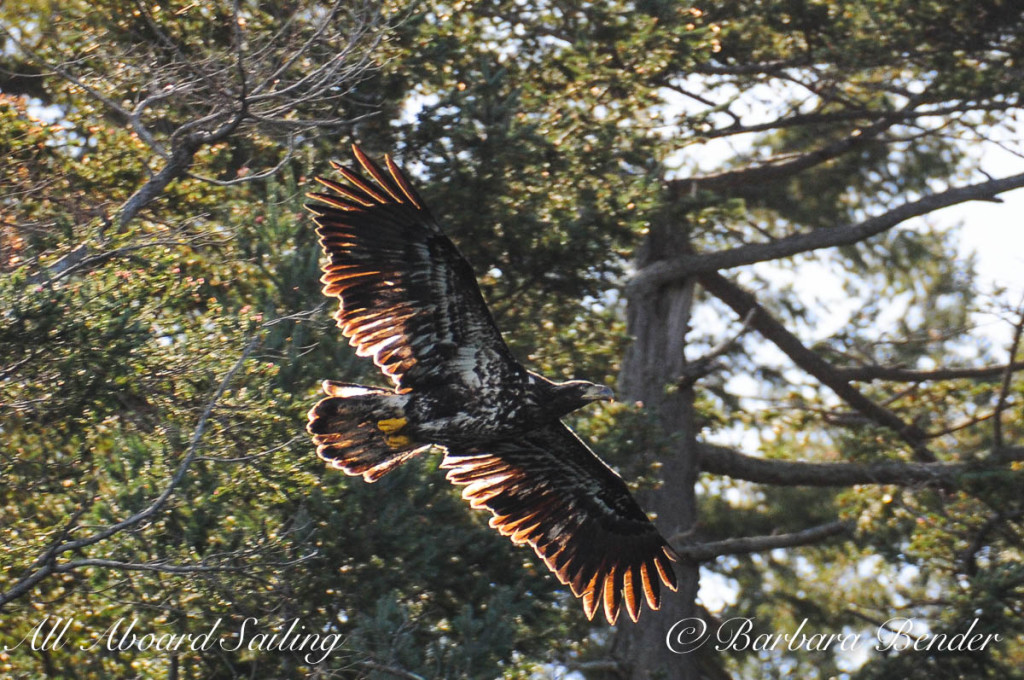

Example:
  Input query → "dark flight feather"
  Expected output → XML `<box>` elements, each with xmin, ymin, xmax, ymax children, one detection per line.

<box><xmin>441</xmin><ymin>423</ymin><xmax>678</xmax><ymax>624</ymax></box>
<box><xmin>307</xmin><ymin>148</ymin><xmax>518</xmax><ymax>392</ymax></box>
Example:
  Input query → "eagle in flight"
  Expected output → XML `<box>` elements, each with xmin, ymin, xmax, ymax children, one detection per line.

<box><xmin>305</xmin><ymin>145</ymin><xmax>677</xmax><ymax>624</ymax></box>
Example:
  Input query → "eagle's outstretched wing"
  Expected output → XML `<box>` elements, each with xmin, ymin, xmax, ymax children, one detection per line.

<box><xmin>306</xmin><ymin>146</ymin><xmax>521</xmax><ymax>391</ymax></box>
<box><xmin>441</xmin><ymin>422</ymin><xmax>678</xmax><ymax>625</ymax></box>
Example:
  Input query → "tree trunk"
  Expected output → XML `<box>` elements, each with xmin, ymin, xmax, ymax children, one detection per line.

<box><xmin>613</xmin><ymin>219</ymin><xmax>715</xmax><ymax>679</ymax></box>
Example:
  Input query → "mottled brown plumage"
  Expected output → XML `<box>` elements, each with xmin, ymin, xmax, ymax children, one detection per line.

<box><xmin>305</xmin><ymin>145</ymin><xmax>677</xmax><ymax>624</ymax></box>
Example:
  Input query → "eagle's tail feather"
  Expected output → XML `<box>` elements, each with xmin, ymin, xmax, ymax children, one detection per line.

<box><xmin>307</xmin><ymin>381</ymin><xmax>427</xmax><ymax>482</ymax></box>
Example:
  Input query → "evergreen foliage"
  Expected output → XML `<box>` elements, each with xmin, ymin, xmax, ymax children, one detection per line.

<box><xmin>2</xmin><ymin>1</ymin><xmax>1023</xmax><ymax>678</ymax></box>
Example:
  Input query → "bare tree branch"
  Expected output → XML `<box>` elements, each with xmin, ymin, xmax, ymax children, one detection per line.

<box><xmin>116</xmin><ymin>136</ymin><xmax>204</xmax><ymax>228</ymax></box>
<box><xmin>3</xmin><ymin>4</ymin><xmax>387</xmax><ymax>231</ymax></box>
<box><xmin>697</xmin><ymin>443</ymin><xmax>971</xmax><ymax>487</ymax></box>
<box><xmin>927</xmin><ymin>409</ymin><xmax>1000</xmax><ymax>439</ymax></box>
<box><xmin>836</xmin><ymin>361</ymin><xmax>1024</xmax><ymax>382</ymax></box>
<box><xmin>628</xmin><ymin>170</ymin><xmax>1024</xmax><ymax>296</ymax></box>
<box><xmin>673</xmin><ymin>111</ymin><xmax>903</xmax><ymax>196</ymax></box>
<box><xmin>698</xmin><ymin>442</ymin><xmax>1024</xmax><ymax>487</ymax></box>
<box><xmin>690</xmin><ymin>59</ymin><xmax>809</xmax><ymax>76</ymax></box>
<box><xmin>994</xmin><ymin>300</ymin><xmax>1024</xmax><ymax>449</ymax></box>
<box><xmin>0</xmin><ymin>24</ymin><xmax>132</xmax><ymax>123</ymax></box>
<box><xmin>0</xmin><ymin>504</ymin><xmax>93</xmax><ymax>612</ymax></box>
<box><xmin>0</xmin><ymin>335</ymin><xmax>260</xmax><ymax>611</ymax></box>
<box><xmin>195</xmin><ymin>434</ymin><xmax>305</xmax><ymax>463</ymax></box>
<box><xmin>53</xmin><ymin>554</ymin><xmax>314</xmax><ymax>575</ymax></box>
<box><xmin>697</xmin><ymin>272</ymin><xmax>937</xmax><ymax>461</ymax></box>
<box><xmin>680</xmin><ymin>98</ymin><xmax>1020</xmax><ymax>143</ymax></box>
<box><xmin>674</xmin><ymin>520</ymin><xmax>853</xmax><ymax>563</ymax></box>
<box><xmin>185</xmin><ymin>134</ymin><xmax>296</xmax><ymax>187</ymax></box>
<box><xmin>129</xmin><ymin>87</ymin><xmax>186</xmax><ymax>159</ymax></box>
<box><xmin>28</xmin><ymin>231</ymin><xmax>222</xmax><ymax>286</ymax></box>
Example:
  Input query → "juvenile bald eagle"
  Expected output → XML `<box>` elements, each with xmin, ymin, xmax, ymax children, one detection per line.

<box><xmin>305</xmin><ymin>146</ymin><xmax>677</xmax><ymax>624</ymax></box>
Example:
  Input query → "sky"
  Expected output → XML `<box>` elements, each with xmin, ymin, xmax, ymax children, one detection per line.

<box><xmin>940</xmin><ymin>140</ymin><xmax>1024</xmax><ymax>327</ymax></box>
<box><xmin>781</xmin><ymin>141</ymin><xmax>1023</xmax><ymax>347</ymax></box>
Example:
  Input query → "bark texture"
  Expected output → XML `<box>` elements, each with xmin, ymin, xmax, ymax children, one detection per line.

<box><xmin>614</xmin><ymin>219</ymin><xmax>711</xmax><ymax>679</ymax></box>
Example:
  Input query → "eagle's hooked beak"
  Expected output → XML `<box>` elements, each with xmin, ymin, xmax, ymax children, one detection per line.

<box><xmin>585</xmin><ymin>384</ymin><xmax>615</xmax><ymax>403</ymax></box>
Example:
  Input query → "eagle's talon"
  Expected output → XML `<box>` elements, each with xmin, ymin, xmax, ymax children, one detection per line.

<box><xmin>384</xmin><ymin>433</ymin><xmax>413</xmax><ymax>449</ymax></box>
<box><xmin>377</xmin><ymin>417</ymin><xmax>407</xmax><ymax>433</ymax></box>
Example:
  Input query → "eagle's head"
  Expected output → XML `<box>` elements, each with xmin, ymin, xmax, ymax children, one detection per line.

<box><xmin>545</xmin><ymin>379</ymin><xmax>614</xmax><ymax>416</ymax></box>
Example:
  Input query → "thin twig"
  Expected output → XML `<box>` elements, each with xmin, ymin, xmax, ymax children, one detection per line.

<box><xmin>678</xmin><ymin>308</ymin><xmax>756</xmax><ymax>388</ymax></box>
<box><xmin>196</xmin><ymin>435</ymin><xmax>304</xmax><ymax>463</ymax></box>
<box><xmin>359</xmin><ymin>661</ymin><xmax>428</xmax><ymax>680</ymax></box>
<box><xmin>993</xmin><ymin>298</ymin><xmax>1024</xmax><ymax>449</ymax></box>
<box><xmin>186</xmin><ymin>134</ymin><xmax>296</xmax><ymax>186</ymax></box>
<box><xmin>0</xmin><ymin>336</ymin><xmax>260</xmax><ymax>610</ymax></box>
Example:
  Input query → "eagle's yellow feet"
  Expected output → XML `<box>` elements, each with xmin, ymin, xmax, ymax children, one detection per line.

<box><xmin>384</xmin><ymin>433</ymin><xmax>413</xmax><ymax>449</ymax></box>
<box><xmin>377</xmin><ymin>417</ymin><xmax>407</xmax><ymax>433</ymax></box>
